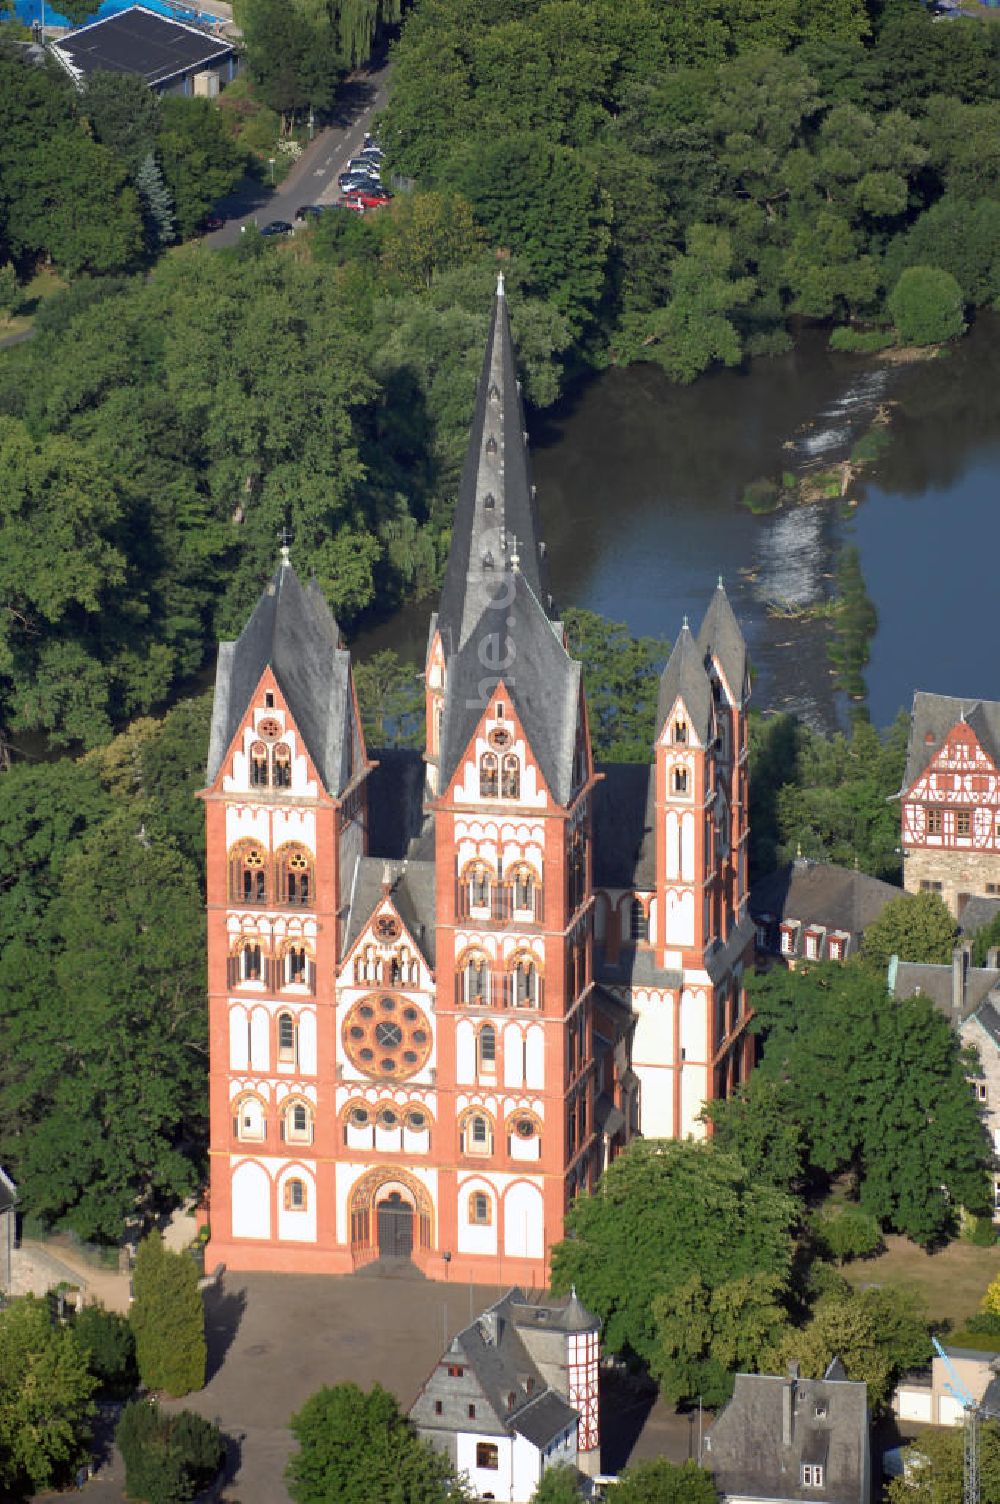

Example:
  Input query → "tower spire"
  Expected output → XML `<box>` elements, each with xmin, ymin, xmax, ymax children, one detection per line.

<box><xmin>436</xmin><ymin>284</ymin><xmax>550</xmax><ymax>657</ymax></box>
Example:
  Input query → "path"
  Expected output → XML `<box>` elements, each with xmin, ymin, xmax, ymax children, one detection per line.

<box><xmin>206</xmin><ymin>45</ymin><xmax>393</xmax><ymax>246</ymax></box>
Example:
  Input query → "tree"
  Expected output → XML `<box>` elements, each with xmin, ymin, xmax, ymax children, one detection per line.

<box><xmin>378</xmin><ymin>191</ymin><xmax>484</xmax><ymax>292</ymax></box>
<box><xmin>156</xmin><ymin>98</ymin><xmax>244</xmax><ymax>239</ymax></box>
<box><xmin>531</xmin><ymin>1465</ymin><xmax>584</xmax><ymax>1503</ymax></box>
<box><xmin>72</xmin><ymin>1302</ymin><xmax>138</xmax><ymax>1397</ymax></box>
<box><xmin>883</xmin><ymin>196</ymin><xmax>1000</xmax><ymax>311</ymax></box>
<box><xmin>887</xmin><ymin>1417</ymin><xmax>1000</xmax><ymax>1504</ymax></box>
<box><xmin>0</xmin><ymin>262</ymin><xmax>18</xmax><ymax>324</ymax></box>
<box><xmin>703</xmin><ymin>1078</ymin><xmax>808</xmax><ymax>1195</ymax></box>
<box><xmin>888</xmin><ymin>266</ymin><xmax>966</xmax><ymax>348</ymax></box>
<box><xmin>615</xmin><ymin>1458</ymin><xmax>718</xmax><ymax>1504</ymax></box>
<box><xmin>81</xmin><ymin>70</ymin><xmax>160</xmax><ymax>169</ymax></box>
<box><xmin>653</xmin><ymin>1272</ymin><xmax>789</xmax><ymax>1406</ymax></box>
<box><xmin>5</xmin><ymin>129</ymin><xmax>143</xmax><ymax>275</ymax></box>
<box><xmin>769</xmin><ymin>1288</ymin><xmax>893</xmax><ymax>1410</ymax></box>
<box><xmin>234</xmin><ymin>0</ymin><xmax>341</xmax><ymax>128</ymax></box>
<box><xmin>117</xmin><ymin>1399</ymin><xmax>223</xmax><ymax>1504</ymax></box>
<box><xmin>970</xmin><ymin>910</ymin><xmax>1000</xmax><ymax>969</ymax></box>
<box><xmin>983</xmin><ymin>1271</ymin><xmax>1000</xmax><ymax>1318</ymax></box>
<box><xmin>130</xmin><ymin>1231</ymin><xmax>206</xmax><ymax>1397</ymax></box>
<box><xmin>354</xmin><ymin>650</ymin><xmax>424</xmax><ymax>748</ymax></box>
<box><xmin>136</xmin><ymin>153</ymin><xmax>177</xmax><ymax>250</ymax></box>
<box><xmin>563</xmin><ymin>608</ymin><xmax>669</xmax><ymax>761</ymax></box>
<box><xmin>550</xmin><ymin>1140</ymin><xmax>797</xmax><ymax>1383</ymax></box>
<box><xmin>286</xmin><ymin>1382</ymin><xmax>468</xmax><ymax>1504</ymax></box>
<box><xmin>860</xmin><ymin>891</ymin><xmax>958</xmax><ymax>972</ymax></box>
<box><xmin>811</xmin><ymin>1204</ymin><xmax>882</xmax><ymax>1264</ymax></box>
<box><xmin>748</xmin><ymin>962</ymin><xmax>991</xmax><ymax>1243</ymax></box>
<box><xmin>0</xmin><ymin>1295</ymin><xmax>97</xmax><ymax>1498</ymax></box>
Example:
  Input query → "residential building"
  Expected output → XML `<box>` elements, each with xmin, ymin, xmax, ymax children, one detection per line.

<box><xmin>51</xmin><ymin>6</ymin><xmax>238</xmax><ymax>96</ymax></box>
<box><xmin>900</xmin><ymin>692</ymin><xmax>1000</xmax><ymax>918</ymax></box>
<box><xmin>410</xmin><ymin>1286</ymin><xmax>599</xmax><ymax>1500</ymax></box>
<box><xmin>750</xmin><ymin>857</ymin><xmax>901</xmax><ymax>967</ymax></box>
<box><xmin>705</xmin><ymin>1360</ymin><xmax>870</xmax><ymax>1504</ymax></box>
<box><xmin>889</xmin><ymin>944</ymin><xmax>1000</xmax><ymax>1218</ymax></box>
<box><xmin>894</xmin><ymin>1344</ymin><xmax>1000</xmax><ymax>1427</ymax></box>
<box><xmin>201</xmin><ymin>277</ymin><xmax>753</xmax><ymax>1282</ymax></box>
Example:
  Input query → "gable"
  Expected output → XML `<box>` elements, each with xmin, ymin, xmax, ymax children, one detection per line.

<box><xmin>341</xmin><ymin>860</ymin><xmax>437</xmax><ymax>973</ymax></box>
<box><xmin>204</xmin><ymin>668</ymin><xmax>328</xmax><ymax>802</ymax></box>
<box><xmin>903</xmin><ymin>721</ymin><xmax>1000</xmax><ymax>801</ymax></box>
<box><xmin>441</xmin><ymin>682</ymin><xmax>552</xmax><ymax>809</ymax></box>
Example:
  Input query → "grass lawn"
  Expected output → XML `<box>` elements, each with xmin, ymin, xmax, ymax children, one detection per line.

<box><xmin>842</xmin><ymin>1234</ymin><xmax>1000</xmax><ymax>1332</ymax></box>
<box><xmin>0</xmin><ymin>266</ymin><xmax>66</xmax><ymax>340</ymax></box>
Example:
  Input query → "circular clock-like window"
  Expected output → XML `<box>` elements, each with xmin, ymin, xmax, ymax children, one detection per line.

<box><xmin>343</xmin><ymin>995</ymin><xmax>432</xmax><ymax>1080</ymax></box>
<box><xmin>489</xmin><ymin>727</ymin><xmax>512</xmax><ymax>751</ymax></box>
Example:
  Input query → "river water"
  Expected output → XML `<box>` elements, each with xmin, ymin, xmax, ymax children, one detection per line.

<box><xmin>358</xmin><ymin>312</ymin><xmax>1000</xmax><ymax>734</ymax></box>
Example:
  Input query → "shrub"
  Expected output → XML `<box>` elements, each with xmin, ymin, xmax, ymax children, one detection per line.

<box><xmin>130</xmin><ymin>1231</ymin><xmax>206</xmax><ymax>1397</ymax></box>
<box><xmin>829</xmin><ymin>326</ymin><xmax>895</xmax><ymax>353</ymax></box>
<box><xmin>117</xmin><ymin>1400</ymin><xmax>223</xmax><ymax>1504</ymax></box>
<box><xmin>888</xmin><ymin>266</ymin><xmax>966</xmax><ymax>346</ymax></box>
<box><xmin>73</xmin><ymin>1302</ymin><xmax>138</xmax><ymax>1396</ymax></box>
<box><xmin>743</xmin><ymin>477</ymin><xmax>780</xmax><ymax>513</ymax></box>
<box><xmin>813</xmin><ymin>1205</ymin><xmax>883</xmax><ymax>1263</ymax></box>
<box><xmin>966</xmin><ymin>1214</ymin><xmax>998</xmax><ymax>1247</ymax></box>
<box><xmin>850</xmin><ymin>428</ymin><xmax>892</xmax><ymax>464</ymax></box>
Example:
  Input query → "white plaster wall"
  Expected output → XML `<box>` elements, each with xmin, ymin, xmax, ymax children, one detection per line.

<box><xmin>680</xmin><ymin>1065</ymin><xmax>709</xmax><ymax>1139</ymax></box>
<box><xmin>455</xmin><ymin>1433</ymin><xmax>518</xmax><ymax>1502</ymax></box>
<box><xmin>665</xmin><ymin>888</ymin><xmax>694</xmax><ymax>947</ymax></box>
<box><xmin>249</xmin><ymin>1006</ymin><xmax>270</xmax><ymax>1070</ymax></box>
<box><xmin>680</xmin><ymin>989</ymin><xmax>707</xmax><ymax>1061</ymax></box>
<box><xmin>504</xmin><ymin>1024</ymin><xmax>524</xmax><ymax>1087</ymax></box>
<box><xmin>632</xmin><ymin>993</ymin><xmax>674</xmax><ymax>1068</ymax></box>
<box><xmin>229</xmin><ymin>1006</ymin><xmax>249</xmax><ymax>1071</ymax></box>
<box><xmin>681</xmin><ymin>811</ymin><xmax>695</xmax><ymax>881</ymax></box>
<box><xmin>272</xmin><ymin>807</ymin><xmax>316</xmax><ymax>853</ymax></box>
<box><xmin>457</xmin><ymin>1179</ymin><xmax>497</xmax><ymax>1255</ymax></box>
<box><xmin>456</xmin><ymin>1020</ymin><xmax>476</xmax><ymax>1083</ymax></box>
<box><xmin>503</xmin><ymin>1181</ymin><xmax>544</xmax><ymax>1259</ymax></box>
<box><xmin>525</xmin><ymin>1026</ymin><xmax>545</xmax><ymax>1089</ymax></box>
<box><xmin>299</xmin><ymin>1010</ymin><xmax>317</xmax><ymax>1075</ymax></box>
<box><xmin>634</xmin><ymin>1066</ymin><xmax>674</xmax><ymax>1138</ymax></box>
<box><xmin>231</xmin><ymin>1160</ymin><xmax>270</xmax><ymax>1239</ymax></box>
<box><xmin>277</xmin><ymin>1166</ymin><xmax>317</xmax><ymax>1242</ymax></box>
<box><xmin>226</xmin><ymin>806</ymin><xmax>270</xmax><ymax>849</ymax></box>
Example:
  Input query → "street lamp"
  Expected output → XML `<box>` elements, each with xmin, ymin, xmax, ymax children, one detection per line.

<box><xmin>268</xmin><ymin>157</ymin><xmax>276</xmax><ymax>185</ymax></box>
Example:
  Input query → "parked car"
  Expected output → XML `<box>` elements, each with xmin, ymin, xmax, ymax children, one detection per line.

<box><xmin>260</xmin><ymin>220</ymin><xmax>294</xmax><ymax>236</ymax></box>
<box><xmin>357</xmin><ymin>146</ymin><xmax>384</xmax><ymax>164</ymax></box>
<box><xmin>347</xmin><ymin>159</ymin><xmax>380</xmax><ymax>179</ymax></box>
<box><xmin>344</xmin><ymin>186</ymin><xmax>392</xmax><ymax>209</ymax></box>
<box><xmin>295</xmin><ymin>204</ymin><xmax>325</xmax><ymax>221</ymax></box>
<box><xmin>336</xmin><ymin>196</ymin><xmax>366</xmax><ymax>213</ymax></box>
<box><xmin>338</xmin><ymin>170</ymin><xmax>378</xmax><ymax>192</ymax></box>
<box><xmin>202</xmin><ymin>213</ymin><xmax>225</xmax><ymax>232</ymax></box>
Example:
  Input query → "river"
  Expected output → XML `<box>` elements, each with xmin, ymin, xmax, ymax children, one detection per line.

<box><xmin>358</xmin><ymin>312</ymin><xmax>1000</xmax><ymax>734</ymax></box>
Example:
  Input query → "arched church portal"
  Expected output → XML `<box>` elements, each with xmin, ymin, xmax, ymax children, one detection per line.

<box><xmin>350</xmin><ymin>1169</ymin><xmax>433</xmax><ymax>1260</ymax></box>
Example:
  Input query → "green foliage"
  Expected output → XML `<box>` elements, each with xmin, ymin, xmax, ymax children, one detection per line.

<box><xmin>530</xmin><ymin>1464</ymin><xmax>585</xmax><ymax>1503</ymax></box>
<box><xmin>0</xmin><ymin>1295</ymin><xmax>97</xmax><ymax>1498</ymax></box>
<box><xmin>234</xmin><ymin>0</ymin><xmax>342</xmax><ymax>123</ymax></box>
<box><xmin>887</xmin><ymin>1418</ymin><xmax>1000</xmax><ymax>1504</ymax></box>
<box><xmin>354</xmin><ymin>650</ymin><xmax>424</xmax><ymax>749</ymax></box>
<box><xmin>72</xmin><ymin>1302</ymin><xmax>138</xmax><ymax>1396</ymax></box>
<box><xmin>0</xmin><ymin>262</ymin><xmax>19</xmax><ymax>323</ymax></box>
<box><xmin>811</xmin><ymin>1204</ymin><xmax>882</xmax><ymax>1263</ymax></box>
<box><xmin>563</xmin><ymin>608</ymin><xmax>669</xmax><ymax>761</ymax></box>
<box><xmin>286</xmin><ymin>1381</ymin><xmax>468</xmax><ymax>1504</ymax></box>
<box><xmin>742</xmin><ymin>478</ymin><xmax>780</xmax><ymax>514</ymax></box>
<box><xmin>768</xmin><ymin>1282</ymin><xmax>928</xmax><ymax>1412</ymax></box>
<box><xmin>550</xmin><ymin>1139</ymin><xmax>797</xmax><ymax>1391</ymax></box>
<box><xmin>971</xmin><ymin>911</ymin><xmax>1000</xmax><ymax>968</ymax></box>
<box><xmin>653</xmin><ymin>1271</ymin><xmax>789</xmax><ymax>1406</ymax></box>
<box><xmin>860</xmin><ymin>891</ymin><xmax>959</xmax><ymax>972</ymax></box>
<box><xmin>827</xmin><ymin>545</ymin><xmax>878</xmax><ymax>702</ymax></box>
<box><xmin>81</xmin><ymin>70</ymin><xmax>160</xmax><ymax>170</ymax></box>
<box><xmin>116</xmin><ymin>1399</ymin><xmax>223</xmax><ymax>1504</ymax></box>
<box><xmin>704</xmin><ymin>1078</ymin><xmax>808</xmax><ymax>1195</ymax></box>
<box><xmin>984</xmin><ymin>1271</ymin><xmax>1000</xmax><ymax>1318</ymax></box>
<box><xmin>130</xmin><ymin>1231</ymin><xmax>206</xmax><ymax>1397</ymax></box>
<box><xmin>5</xmin><ymin>128</ymin><xmax>144</xmax><ymax>275</ymax></box>
<box><xmin>156</xmin><ymin>98</ymin><xmax>244</xmax><ymax>240</ymax></box>
<box><xmin>883</xmin><ymin>196</ymin><xmax>1000</xmax><ymax>310</ymax></box>
<box><xmin>829</xmin><ymin>326</ymin><xmax>895</xmax><ymax>353</ymax></box>
<box><xmin>748</xmin><ymin>962</ymin><xmax>992</xmax><ymax>1243</ymax></box>
<box><xmin>136</xmin><ymin>153</ymin><xmax>177</xmax><ymax>250</ymax></box>
<box><xmin>965</xmin><ymin>1214</ymin><xmax>998</xmax><ymax>1248</ymax></box>
<box><xmin>614</xmin><ymin>1458</ymin><xmax>719</xmax><ymax>1504</ymax></box>
<box><xmin>888</xmin><ymin>266</ymin><xmax>966</xmax><ymax>348</ymax></box>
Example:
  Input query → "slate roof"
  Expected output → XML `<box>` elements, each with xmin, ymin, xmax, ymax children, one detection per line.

<box><xmin>903</xmin><ymin>691</ymin><xmax>1000</xmax><ymax>792</ymax></box>
<box><xmin>707</xmin><ymin>1366</ymin><xmax>869</xmax><ymax>1504</ymax></box>
<box><xmin>891</xmin><ymin>957</ymin><xmax>1000</xmax><ymax>1021</ymax></box>
<box><xmin>51</xmin><ymin>5</ymin><xmax>233</xmax><ymax>86</ymax></box>
<box><xmin>437</xmin><ymin>567</ymin><xmax>581</xmax><ymax>806</ymax></box>
<box><xmin>750</xmin><ymin>860</ymin><xmax>901</xmax><ymax>939</ymax></box>
<box><xmin>343</xmin><ymin>857</ymin><xmax>437</xmax><ymax>969</ymax></box>
<box><xmin>594</xmin><ymin>946</ymin><xmax>683</xmax><ymax>991</ymax></box>
<box><xmin>698</xmin><ymin>581</ymin><xmax>748</xmax><ymax>706</ymax></box>
<box><xmin>436</xmin><ymin>277</ymin><xmax>550</xmax><ymax>658</ymax></box>
<box><xmin>206</xmin><ymin>560</ymin><xmax>356</xmax><ymax>797</ymax></box>
<box><xmin>656</xmin><ymin>623</ymin><xmax>714</xmax><ymax>745</ymax></box>
<box><xmin>959</xmin><ymin>896</ymin><xmax>1000</xmax><ymax>937</ymax></box>
<box><xmin>512</xmin><ymin>1390</ymin><xmax>578</xmax><ymax>1447</ymax></box>
<box><xmin>366</xmin><ymin>747</ymin><xmax>428</xmax><ymax>859</ymax></box>
<box><xmin>592</xmin><ymin>762</ymin><xmax>655</xmax><ymax>889</ymax></box>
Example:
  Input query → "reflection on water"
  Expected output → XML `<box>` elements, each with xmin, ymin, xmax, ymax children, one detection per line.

<box><xmin>354</xmin><ymin>314</ymin><xmax>1000</xmax><ymax>735</ymax></box>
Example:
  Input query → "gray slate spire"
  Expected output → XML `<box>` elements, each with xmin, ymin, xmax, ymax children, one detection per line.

<box><xmin>656</xmin><ymin>621</ymin><xmax>713</xmax><ymax>745</ymax></box>
<box><xmin>436</xmin><ymin>275</ymin><xmax>551</xmax><ymax>658</ymax></box>
<box><xmin>206</xmin><ymin>559</ymin><xmax>356</xmax><ymax>796</ymax></box>
<box><xmin>697</xmin><ymin>580</ymin><xmax>748</xmax><ymax>704</ymax></box>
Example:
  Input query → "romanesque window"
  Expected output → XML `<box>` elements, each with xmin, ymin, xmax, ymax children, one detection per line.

<box><xmin>233</xmin><ymin>1094</ymin><xmax>267</xmax><ymax>1141</ymax></box>
<box><xmin>568</xmin><ymin>831</ymin><xmax>586</xmax><ymax>914</ymax></box>
<box><xmin>509</xmin><ymin>864</ymin><xmax>538</xmax><ymax>918</ymax></box>
<box><xmin>284</xmin><ymin>1178</ymin><xmax>307</xmax><ymax>1212</ymax></box>
<box><xmin>240</xmin><ymin>941</ymin><xmax>263</xmax><ymax>981</ymax></box>
<box><xmin>509</xmin><ymin>953</ymin><xmax>540</xmax><ymax>1008</ymax></box>
<box><xmin>509</xmin><ymin>1114</ymin><xmax>539</xmax><ymax>1151</ymax></box>
<box><xmin>230</xmin><ymin>842</ymin><xmax>267</xmax><ymax>905</ymax></box>
<box><xmin>465</xmin><ymin>861</ymin><xmax>492</xmax><ymax>912</ymax></box>
<box><xmin>501</xmin><ymin>754</ymin><xmax>520</xmax><ymax>799</ymax></box>
<box><xmin>480</xmin><ymin>752</ymin><xmax>499</xmax><ymax>798</ymax></box>
<box><xmin>284</xmin><ymin>945</ymin><xmax>308</xmax><ymax>986</ymax></box>
<box><xmin>389</xmin><ymin>945</ymin><xmax>419</xmax><ymax>986</ymax></box>
<box><xmin>469</xmin><ymin>1191</ymin><xmax>491</xmax><ymax>1225</ymax></box>
<box><xmin>629</xmin><ymin>899</ymin><xmax>649</xmax><ymax>943</ymax></box>
<box><xmin>672</xmin><ymin>767</ymin><xmax>689</xmax><ymax>795</ymax></box>
<box><xmin>250</xmin><ymin>742</ymin><xmax>269</xmax><ymax>788</ymax></box>
<box><xmin>477</xmin><ymin>1023</ymin><xmax>497</xmax><ymax>1073</ymax></box>
<box><xmin>282</xmin><ymin>1098</ymin><xmax>313</xmax><ymax>1144</ymax></box>
<box><xmin>462</xmin><ymin>950</ymin><xmax>491</xmax><ymax>1006</ymax></box>
<box><xmin>277</xmin><ymin>844</ymin><xmax>313</xmax><ymax>907</ymax></box>
<box><xmin>354</xmin><ymin>944</ymin><xmax>382</xmax><ymax>985</ymax></box>
<box><xmin>277</xmin><ymin>1010</ymin><xmax>297</xmax><ymax>1064</ymax></box>
<box><xmin>673</xmin><ymin>719</ymin><xmax>687</xmax><ymax>745</ymax></box>
<box><xmin>462</xmin><ymin>1111</ymin><xmax>494</xmax><ymax>1155</ymax></box>
<box><xmin>273</xmin><ymin>743</ymin><xmax>292</xmax><ymax>789</ymax></box>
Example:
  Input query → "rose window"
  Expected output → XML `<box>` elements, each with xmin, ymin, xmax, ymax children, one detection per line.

<box><xmin>343</xmin><ymin>996</ymin><xmax>432</xmax><ymax>1080</ymax></box>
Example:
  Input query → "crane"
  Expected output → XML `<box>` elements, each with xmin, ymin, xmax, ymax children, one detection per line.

<box><xmin>933</xmin><ymin>1336</ymin><xmax>980</xmax><ymax>1504</ymax></box>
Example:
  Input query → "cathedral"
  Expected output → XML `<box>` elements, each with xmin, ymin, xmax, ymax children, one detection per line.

<box><xmin>201</xmin><ymin>276</ymin><xmax>755</xmax><ymax>1284</ymax></box>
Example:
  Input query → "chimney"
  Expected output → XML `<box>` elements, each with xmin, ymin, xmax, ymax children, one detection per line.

<box><xmin>952</xmin><ymin>945</ymin><xmax>969</xmax><ymax>1015</ymax></box>
<box><xmin>782</xmin><ymin>1364</ymin><xmax>798</xmax><ymax>1448</ymax></box>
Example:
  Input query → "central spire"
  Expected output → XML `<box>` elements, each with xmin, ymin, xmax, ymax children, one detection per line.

<box><xmin>436</xmin><ymin>277</ymin><xmax>550</xmax><ymax>657</ymax></box>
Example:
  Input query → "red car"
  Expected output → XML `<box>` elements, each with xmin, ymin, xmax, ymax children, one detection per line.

<box><xmin>343</xmin><ymin>186</ymin><xmax>393</xmax><ymax>211</ymax></box>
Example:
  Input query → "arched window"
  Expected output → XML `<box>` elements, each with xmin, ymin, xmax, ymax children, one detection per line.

<box><xmin>568</xmin><ymin>831</ymin><xmax>586</xmax><ymax>914</ymax></box>
<box><xmin>673</xmin><ymin>719</ymin><xmax>687</xmax><ymax>744</ymax></box>
<box><xmin>249</xmin><ymin>742</ymin><xmax>269</xmax><ymax>789</ymax></box>
<box><xmin>480</xmin><ymin>752</ymin><xmax>499</xmax><ymax>799</ymax></box>
<box><xmin>464</xmin><ymin>861</ymin><xmax>492</xmax><ymax>914</ymax></box>
<box><xmin>508</xmin><ymin>1114</ymin><xmax>539</xmax><ymax>1153</ymax></box>
<box><xmin>230</xmin><ymin>843</ymin><xmax>267</xmax><ymax>905</ymax></box>
<box><xmin>469</xmin><ymin>1191</ymin><xmax>491</xmax><ymax>1225</ymax></box>
<box><xmin>462</xmin><ymin>950</ymin><xmax>491</xmax><ymax>1006</ymax></box>
<box><xmin>501</xmin><ymin>754</ymin><xmax>520</xmax><ymax>799</ymax></box>
<box><xmin>390</xmin><ymin>945</ymin><xmax>418</xmax><ymax>986</ymax></box>
<box><xmin>273</xmin><ymin>743</ymin><xmax>292</xmax><ymax>789</ymax></box>
<box><xmin>282</xmin><ymin>1098</ymin><xmax>313</xmax><ymax>1145</ymax></box>
<box><xmin>240</xmin><ymin>941</ymin><xmax>263</xmax><ymax>981</ymax></box>
<box><xmin>461</xmin><ymin>1111</ymin><xmax>494</xmax><ymax>1155</ymax></box>
<box><xmin>284</xmin><ymin>945</ymin><xmax>308</xmax><ymax>986</ymax></box>
<box><xmin>277</xmin><ymin>1011</ymin><xmax>297</xmax><ymax>1065</ymax></box>
<box><xmin>630</xmin><ymin>899</ymin><xmax>649</xmax><ymax>943</ymax></box>
<box><xmin>509</xmin><ymin>954</ymin><xmax>540</xmax><ymax>1008</ymax></box>
<box><xmin>354</xmin><ymin>945</ymin><xmax>381</xmax><ymax>985</ymax></box>
<box><xmin>284</xmin><ymin>1177</ymin><xmax>307</xmax><ymax>1212</ymax></box>
<box><xmin>673</xmin><ymin>767</ymin><xmax>689</xmax><ymax>795</ymax></box>
<box><xmin>277</xmin><ymin>845</ymin><xmax>313</xmax><ymax>907</ymax></box>
<box><xmin>478</xmin><ymin>1023</ymin><xmax>497</xmax><ymax>1073</ymax></box>
<box><xmin>509</xmin><ymin>864</ymin><xmax>538</xmax><ymax>918</ymax></box>
<box><xmin>233</xmin><ymin>1094</ymin><xmax>266</xmax><ymax>1142</ymax></box>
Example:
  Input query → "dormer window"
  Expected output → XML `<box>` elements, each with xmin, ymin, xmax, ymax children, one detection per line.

<box><xmin>486</xmin><ymin>435</ymin><xmax>497</xmax><ymax>455</ymax></box>
<box><xmin>484</xmin><ymin>492</ymin><xmax>496</xmax><ymax>509</ymax></box>
<box><xmin>482</xmin><ymin>551</ymin><xmax>495</xmax><ymax>570</ymax></box>
<box><xmin>673</xmin><ymin>720</ymin><xmax>687</xmax><ymax>744</ymax></box>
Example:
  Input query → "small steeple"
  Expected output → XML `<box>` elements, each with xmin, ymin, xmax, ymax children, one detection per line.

<box><xmin>698</xmin><ymin>578</ymin><xmax>748</xmax><ymax>706</ymax></box>
<box><xmin>656</xmin><ymin>619</ymin><xmax>713</xmax><ymax>745</ymax></box>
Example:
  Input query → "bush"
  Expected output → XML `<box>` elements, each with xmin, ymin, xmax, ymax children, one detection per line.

<box><xmin>130</xmin><ymin>1231</ymin><xmax>206</xmax><ymax>1398</ymax></box>
<box><xmin>813</xmin><ymin>1205</ymin><xmax>883</xmax><ymax>1263</ymax></box>
<box><xmin>73</xmin><ymin>1302</ymin><xmax>138</xmax><ymax>1396</ymax></box>
<box><xmin>850</xmin><ymin>428</ymin><xmax>892</xmax><ymax>465</ymax></box>
<box><xmin>117</xmin><ymin>1400</ymin><xmax>223</xmax><ymax>1504</ymax></box>
<box><xmin>888</xmin><ymin>265</ymin><xmax>966</xmax><ymax>346</ymax></box>
<box><xmin>829</xmin><ymin>326</ymin><xmax>895</xmax><ymax>353</ymax></box>
<box><xmin>743</xmin><ymin>477</ymin><xmax>780</xmax><ymax>513</ymax></box>
<box><xmin>965</xmin><ymin>1214</ymin><xmax>998</xmax><ymax>1247</ymax></box>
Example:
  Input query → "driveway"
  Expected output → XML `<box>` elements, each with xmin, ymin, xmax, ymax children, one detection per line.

<box><xmin>206</xmin><ymin>44</ymin><xmax>394</xmax><ymax>247</ymax></box>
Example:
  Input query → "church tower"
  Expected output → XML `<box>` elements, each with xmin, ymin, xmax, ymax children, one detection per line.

<box><xmin>202</xmin><ymin>555</ymin><xmax>371</xmax><ymax>1271</ymax></box>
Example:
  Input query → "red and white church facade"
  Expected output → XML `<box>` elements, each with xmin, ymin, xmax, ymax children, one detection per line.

<box><xmin>202</xmin><ymin>278</ymin><xmax>755</xmax><ymax>1285</ymax></box>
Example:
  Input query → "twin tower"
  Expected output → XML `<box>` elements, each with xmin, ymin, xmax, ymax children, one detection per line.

<box><xmin>201</xmin><ymin>278</ymin><xmax>754</xmax><ymax>1282</ymax></box>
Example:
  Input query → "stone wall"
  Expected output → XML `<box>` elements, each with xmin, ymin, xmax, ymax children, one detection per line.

<box><xmin>903</xmin><ymin>846</ymin><xmax>1000</xmax><ymax>919</ymax></box>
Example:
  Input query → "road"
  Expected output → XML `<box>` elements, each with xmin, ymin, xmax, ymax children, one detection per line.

<box><xmin>206</xmin><ymin>47</ymin><xmax>393</xmax><ymax>248</ymax></box>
